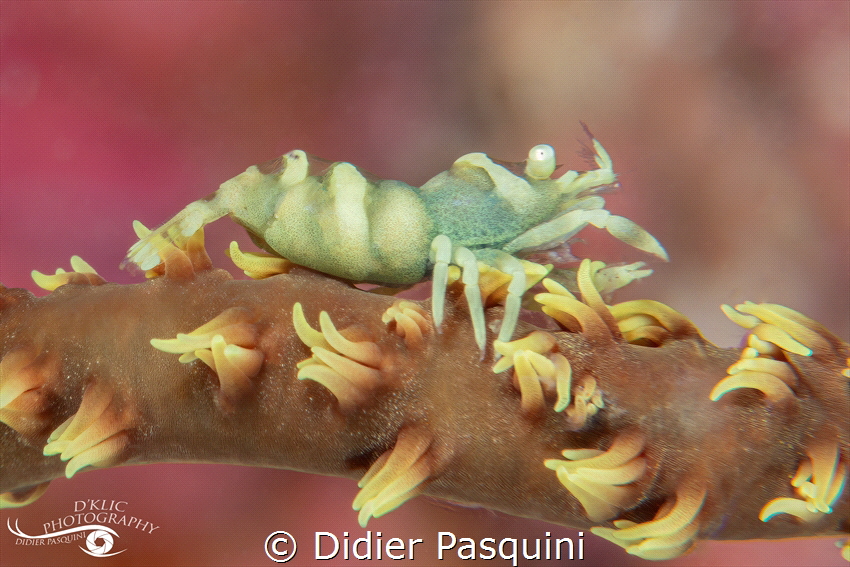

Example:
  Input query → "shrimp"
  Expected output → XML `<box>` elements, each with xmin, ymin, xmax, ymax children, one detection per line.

<box><xmin>125</xmin><ymin>131</ymin><xmax>667</xmax><ymax>353</ymax></box>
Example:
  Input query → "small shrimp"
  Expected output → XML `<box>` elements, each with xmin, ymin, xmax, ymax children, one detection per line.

<box><xmin>125</xmin><ymin>131</ymin><xmax>667</xmax><ymax>353</ymax></box>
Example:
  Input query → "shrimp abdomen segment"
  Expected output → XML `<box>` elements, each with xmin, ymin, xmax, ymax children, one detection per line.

<box><xmin>261</xmin><ymin>164</ymin><xmax>433</xmax><ymax>285</ymax></box>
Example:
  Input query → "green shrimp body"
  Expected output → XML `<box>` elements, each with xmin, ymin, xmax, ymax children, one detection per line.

<box><xmin>125</xmin><ymin>134</ymin><xmax>667</xmax><ymax>351</ymax></box>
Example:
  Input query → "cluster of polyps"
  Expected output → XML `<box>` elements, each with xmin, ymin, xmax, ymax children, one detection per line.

<box><xmin>292</xmin><ymin>303</ymin><xmax>386</xmax><ymax>413</ymax></box>
<box><xmin>711</xmin><ymin>301</ymin><xmax>849</xmax><ymax>534</ymax></box>
<box><xmin>151</xmin><ymin>307</ymin><xmax>263</xmax><ymax>412</ymax></box>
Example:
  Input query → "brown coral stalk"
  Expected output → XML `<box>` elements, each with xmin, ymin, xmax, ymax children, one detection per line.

<box><xmin>1</xmin><ymin>241</ymin><xmax>848</xmax><ymax>562</ymax></box>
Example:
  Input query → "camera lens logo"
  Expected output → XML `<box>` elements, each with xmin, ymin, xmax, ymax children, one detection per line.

<box><xmin>82</xmin><ymin>529</ymin><xmax>117</xmax><ymax>557</ymax></box>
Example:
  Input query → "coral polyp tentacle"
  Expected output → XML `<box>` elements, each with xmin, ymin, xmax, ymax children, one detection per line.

<box><xmin>227</xmin><ymin>241</ymin><xmax>293</xmax><ymax>279</ymax></box>
<box><xmin>150</xmin><ymin>308</ymin><xmax>258</xmax><ymax>358</ymax></box>
<box><xmin>293</xmin><ymin>304</ymin><xmax>384</xmax><ymax>411</ymax></box>
<box><xmin>710</xmin><ymin>299</ymin><xmax>850</xmax><ymax>409</ymax></box>
<box><xmin>760</xmin><ymin>497</ymin><xmax>824</xmax><ymax>522</ymax></box>
<box><xmin>512</xmin><ymin>350</ymin><xmax>549</xmax><ymax>414</ymax></box>
<box><xmin>0</xmin><ymin>348</ymin><xmax>43</xmax><ymax>409</ymax></box>
<box><xmin>545</xmin><ymin>429</ymin><xmax>647</xmax><ymax>521</ymax></box>
<box><xmin>722</xmin><ymin>303</ymin><xmax>813</xmax><ymax>356</ymax></box>
<box><xmin>554</xmin><ymin>428</ymin><xmax>645</xmax><ymax>471</ymax></box>
<box><xmin>759</xmin><ymin>432</ymin><xmax>848</xmax><ymax>523</ymax></box>
<box><xmin>150</xmin><ymin>306</ymin><xmax>262</xmax><ymax>410</ymax></box>
<box><xmin>31</xmin><ymin>255</ymin><xmax>105</xmax><ymax>291</ymax></box>
<box><xmin>591</xmin><ymin>480</ymin><xmax>707</xmax><ymax>560</ymax></box>
<box><xmin>551</xmin><ymin>353</ymin><xmax>574</xmax><ymax>412</ymax></box>
<box><xmin>564</xmin><ymin>376</ymin><xmax>604</xmax><ymax>429</ymax></box>
<box><xmin>727</xmin><ymin>357</ymin><xmax>798</xmax><ymax>385</ymax></box>
<box><xmin>382</xmin><ymin>300</ymin><xmax>432</xmax><ymax>349</ymax></box>
<box><xmin>310</xmin><ymin>347</ymin><xmax>381</xmax><ymax>389</ymax></box>
<box><xmin>44</xmin><ymin>383</ymin><xmax>111</xmax><ymax>452</ymax></box>
<box><xmin>575</xmin><ymin>258</ymin><xmax>621</xmax><ymax>338</ymax></box>
<box><xmin>735</xmin><ymin>302</ymin><xmax>836</xmax><ymax>357</ymax></box>
<box><xmin>353</xmin><ymin>428</ymin><xmax>434</xmax><ymax>527</ymax></box>
<box><xmin>532</xmin><ymin>258</ymin><xmax>627</xmax><ymax>344</ymax></box>
<box><xmin>318</xmin><ymin>311</ymin><xmax>382</xmax><ymax>368</ymax></box>
<box><xmin>714</xmin><ymin>302</ymin><xmax>816</xmax><ymax>403</ymax></box>
<box><xmin>492</xmin><ymin>330</ymin><xmax>557</xmax><ymax>373</ymax></box>
<box><xmin>709</xmin><ymin>371</ymin><xmax>796</xmax><ymax>402</ymax></box>
<box><xmin>297</xmin><ymin>365</ymin><xmax>370</xmax><ymax>412</ymax></box>
<box><xmin>487</xmin><ymin>259</ymin><xmax>551</xmax><ymax>306</ymax></box>
<box><xmin>41</xmin><ymin>382</ymin><xmax>136</xmax><ymax>479</ymax></box>
<box><xmin>208</xmin><ymin>335</ymin><xmax>264</xmax><ymax>410</ymax></box>
<box><xmin>0</xmin><ymin>345</ymin><xmax>60</xmax><ymax>442</ymax></box>
<box><xmin>491</xmin><ymin>329</ymin><xmax>583</xmax><ymax>416</ymax></box>
<box><xmin>752</xmin><ymin>323</ymin><xmax>812</xmax><ymax>357</ymax></box>
<box><xmin>292</xmin><ymin>302</ymin><xmax>332</xmax><ymax>350</ymax></box>
<box><xmin>536</xmin><ymin>281</ymin><xmax>614</xmax><ymax>343</ymax></box>
<box><xmin>610</xmin><ymin>299</ymin><xmax>702</xmax><ymax>346</ymax></box>
<box><xmin>802</xmin><ymin>436</ymin><xmax>845</xmax><ymax>514</ymax></box>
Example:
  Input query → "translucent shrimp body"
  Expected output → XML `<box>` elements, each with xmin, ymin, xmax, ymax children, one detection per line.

<box><xmin>126</xmin><ymin>135</ymin><xmax>667</xmax><ymax>352</ymax></box>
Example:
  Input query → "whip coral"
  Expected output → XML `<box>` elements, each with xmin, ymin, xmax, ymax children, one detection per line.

<box><xmin>1</xmin><ymin>225</ymin><xmax>847</xmax><ymax>564</ymax></box>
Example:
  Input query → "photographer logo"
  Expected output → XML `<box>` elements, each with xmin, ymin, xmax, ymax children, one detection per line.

<box><xmin>7</xmin><ymin>499</ymin><xmax>159</xmax><ymax>558</ymax></box>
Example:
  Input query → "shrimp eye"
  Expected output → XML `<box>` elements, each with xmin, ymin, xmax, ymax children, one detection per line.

<box><xmin>278</xmin><ymin>150</ymin><xmax>310</xmax><ymax>184</ymax></box>
<box><xmin>525</xmin><ymin>144</ymin><xmax>556</xmax><ymax>180</ymax></box>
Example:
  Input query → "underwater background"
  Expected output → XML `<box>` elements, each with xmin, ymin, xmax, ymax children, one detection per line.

<box><xmin>1</xmin><ymin>2</ymin><xmax>847</xmax><ymax>565</ymax></box>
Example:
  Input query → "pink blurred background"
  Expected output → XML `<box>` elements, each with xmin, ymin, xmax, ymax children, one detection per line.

<box><xmin>1</xmin><ymin>1</ymin><xmax>847</xmax><ymax>565</ymax></box>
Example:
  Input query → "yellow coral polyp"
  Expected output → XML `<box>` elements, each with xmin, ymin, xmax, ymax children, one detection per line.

<box><xmin>353</xmin><ymin>429</ymin><xmax>434</xmax><ymax>527</ymax></box>
<box><xmin>150</xmin><ymin>307</ymin><xmax>262</xmax><ymax>410</ymax></box>
<box><xmin>708</xmin><ymin>301</ymin><xmax>845</xmax><ymax>404</ymax></box>
<box><xmin>722</xmin><ymin>303</ymin><xmax>815</xmax><ymax>356</ymax></box>
<box><xmin>709</xmin><ymin>371</ymin><xmax>795</xmax><ymax>402</ymax></box>
<box><xmin>42</xmin><ymin>382</ymin><xmax>136</xmax><ymax>479</ymax></box>
<box><xmin>545</xmin><ymin>430</ymin><xmax>647</xmax><ymax>522</ymax></box>
<box><xmin>759</xmin><ymin>433</ymin><xmax>847</xmax><ymax>525</ymax></box>
<box><xmin>610</xmin><ymin>299</ymin><xmax>701</xmax><ymax>345</ymax></box>
<box><xmin>492</xmin><ymin>330</ymin><xmax>557</xmax><ymax>373</ymax></box>
<box><xmin>292</xmin><ymin>302</ymin><xmax>384</xmax><ymax>412</ymax></box>
<box><xmin>31</xmin><ymin>255</ymin><xmax>104</xmax><ymax>291</ymax></box>
<box><xmin>381</xmin><ymin>300</ymin><xmax>431</xmax><ymax>348</ymax></box>
<box><xmin>227</xmin><ymin>240</ymin><xmax>293</xmax><ymax>279</ymax></box>
<box><xmin>591</xmin><ymin>482</ymin><xmax>706</xmax><ymax>560</ymax></box>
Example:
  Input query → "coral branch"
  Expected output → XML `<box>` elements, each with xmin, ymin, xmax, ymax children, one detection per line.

<box><xmin>1</xmin><ymin>239</ymin><xmax>848</xmax><ymax>562</ymax></box>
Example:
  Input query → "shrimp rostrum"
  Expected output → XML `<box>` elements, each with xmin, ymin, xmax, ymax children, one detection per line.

<box><xmin>125</xmin><ymin>133</ymin><xmax>667</xmax><ymax>352</ymax></box>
